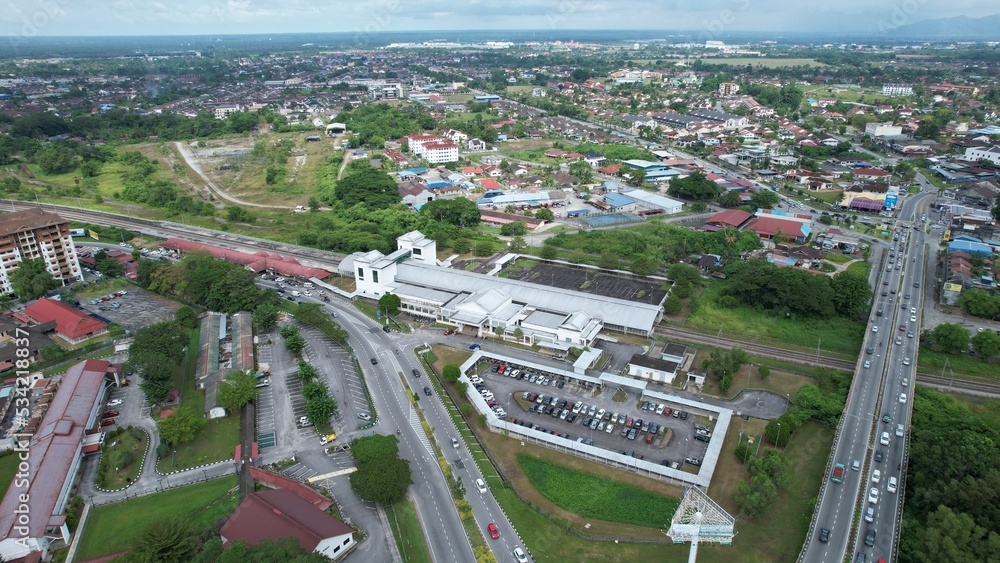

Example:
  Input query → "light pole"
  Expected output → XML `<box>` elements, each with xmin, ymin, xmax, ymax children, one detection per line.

<box><xmin>776</xmin><ymin>422</ymin><xmax>782</xmax><ymax>448</ymax></box>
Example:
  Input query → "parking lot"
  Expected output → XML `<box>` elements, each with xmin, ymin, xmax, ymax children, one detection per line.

<box><xmin>471</xmin><ymin>360</ymin><xmax>714</xmax><ymax>468</ymax></box>
<box><xmin>501</xmin><ymin>259</ymin><xmax>668</xmax><ymax>304</ymax></box>
<box><xmin>77</xmin><ymin>286</ymin><xmax>183</xmax><ymax>330</ymax></box>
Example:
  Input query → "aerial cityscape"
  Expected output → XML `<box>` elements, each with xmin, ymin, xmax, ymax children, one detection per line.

<box><xmin>0</xmin><ymin>3</ymin><xmax>999</xmax><ymax>563</ymax></box>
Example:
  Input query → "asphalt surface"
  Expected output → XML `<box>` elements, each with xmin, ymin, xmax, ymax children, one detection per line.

<box><xmin>802</xmin><ymin>186</ymin><xmax>932</xmax><ymax>562</ymax></box>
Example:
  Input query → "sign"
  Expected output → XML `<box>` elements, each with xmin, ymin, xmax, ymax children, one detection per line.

<box><xmin>88</xmin><ymin>229</ymin><xmax>100</xmax><ymax>240</ymax></box>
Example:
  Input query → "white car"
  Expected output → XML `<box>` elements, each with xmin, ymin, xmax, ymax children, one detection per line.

<box><xmin>910</xmin><ymin>307</ymin><xmax>916</xmax><ymax>314</ymax></box>
<box><xmin>880</xmin><ymin>431</ymin><xmax>890</xmax><ymax>446</ymax></box>
<box><xmin>869</xmin><ymin>487</ymin><xmax>879</xmax><ymax>504</ymax></box>
<box><xmin>863</xmin><ymin>360</ymin><xmax>871</xmax><ymax>369</ymax></box>
<box><xmin>903</xmin><ymin>357</ymin><xmax>910</xmax><ymax>366</ymax></box>
<box><xmin>595</xmin><ymin>408</ymin><xmax>606</xmax><ymax>419</ymax></box>
<box><xmin>872</xmin><ymin>469</ymin><xmax>881</xmax><ymax>483</ymax></box>
<box><xmin>476</xmin><ymin>478</ymin><xmax>487</xmax><ymax>493</ymax></box>
<box><xmin>606</xmin><ymin>423</ymin><xmax>614</xmax><ymax>434</ymax></box>
<box><xmin>303</xmin><ymin>290</ymin><xmax>312</xmax><ymax>296</ymax></box>
<box><xmin>900</xmin><ymin>393</ymin><xmax>908</xmax><ymax>403</ymax></box>
<box><xmin>910</xmin><ymin>315</ymin><xmax>916</xmax><ymax>323</ymax></box>
<box><xmin>513</xmin><ymin>547</ymin><xmax>528</xmax><ymax>563</ymax></box>
<box><xmin>107</xmin><ymin>399</ymin><xmax>123</xmax><ymax>407</ymax></box>
<box><xmin>871</xmin><ymin>326</ymin><xmax>879</xmax><ymax>333</ymax></box>
<box><xmin>887</xmin><ymin>476</ymin><xmax>898</xmax><ymax>493</ymax></box>
<box><xmin>896</xmin><ymin>423</ymin><xmax>905</xmax><ymax>437</ymax></box>
<box><xmin>357</xmin><ymin>412</ymin><xmax>372</xmax><ymax>422</ymax></box>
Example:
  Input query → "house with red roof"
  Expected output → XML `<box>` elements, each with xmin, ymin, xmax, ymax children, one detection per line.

<box><xmin>24</xmin><ymin>298</ymin><xmax>108</xmax><ymax>344</ymax></box>
<box><xmin>746</xmin><ymin>216</ymin><xmax>810</xmax><ymax>242</ymax></box>
<box><xmin>854</xmin><ymin>168</ymin><xmax>891</xmax><ymax>181</ymax></box>
<box><xmin>219</xmin><ymin>488</ymin><xmax>355</xmax><ymax>560</ymax></box>
<box><xmin>703</xmin><ymin>209</ymin><xmax>753</xmax><ymax>232</ymax></box>
<box><xmin>478</xmin><ymin>178</ymin><xmax>502</xmax><ymax>190</ymax></box>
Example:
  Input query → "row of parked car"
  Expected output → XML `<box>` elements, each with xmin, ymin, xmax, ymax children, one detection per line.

<box><xmin>473</xmin><ymin>375</ymin><xmax>506</xmax><ymax>419</ymax></box>
<box><xmin>493</xmin><ymin>363</ymin><xmax>567</xmax><ymax>389</ymax></box>
<box><xmin>89</xmin><ymin>289</ymin><xmax>128</xmax><ymax>305</ymax></box>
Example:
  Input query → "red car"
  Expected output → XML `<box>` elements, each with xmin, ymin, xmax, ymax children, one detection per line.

<box><xmin>100</xmin><ymin>418</ymin><xmax>117</xmax><ymax>427</ymax></box>
<box><xmin>443</xmin><ymin>329</ymin><xmax>455</xmax><ymax>335</ymax></box>
<box><xmin>487</xmin><ymin>523</ymin><xmax>499</xmax><ymax>540</ymax></box>
<box><xmin>102</xmin><ymin>410</ymin><xmax>119</xmax><ymax>418</ymax></box>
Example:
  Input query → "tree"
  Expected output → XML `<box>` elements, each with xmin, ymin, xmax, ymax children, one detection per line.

<box><xmin>308</xmin><ymin>196</ymin><xmax>320</xmax><ymax>212</ymax></box>
<box><xmin>509</xmin><ymin>236</ymin><xmax>527</xmax><ymax>253</ymax></box>
<box><xmin>959</xmin><ymin>289</ymin><xmax>1000</xmax><ymax>320</ymax></box>
<box><xmin>93</xmin><ymin>249</ymin><xmax>124</xmax><ymax>278</ymax></box>
<box><xmin>156</xmin><ymin>407</ymin><xmax>205</xmax><ymax>446</ymax></box>
<box><xmin>500</xmin><ymin>221</ymin><xmax>528</xmax><ymax>236</ymax></box>
<box><xmin>539</xmin><ymin>244</ymin><xmax>558</xmax><ymax>260</ymax></box>
<box><xmin>420</xmin><ymin>198</ymin><xmax>481</xmax><ymax>227</ymax></box>
<box><xmin>253</xmin><ymin>301</ymin><xmax>279</xmax><ymax>330</ymax></box>
<box><xmin>9</xmin><ymin>258</ymin><xmax>58</xmax><ymax>302</ymax></box>
<box><xmin>226</xmin><ymin>206</ymin><xmax>256</xmax><ymax>224</ymax></box>
<box><xmin>758</xmin><ymin>366</ymin><xmax>771</xmax><ymax>379</ymax></box>
<box><xmin>668</xmin><ymin>171</ymin><xmax>724</xmax><ymax>200</ymax></box>
<box><xmin>130</xmin><ymin>518</ymin><xmax>199</xmax><ymax>563</ymax></box>
<box><xmin>283</xmin><ymin>330</ymin><xmax>306</xmax><ymax>355</ymax></box>
<box><xmin>35</xmin><ymin>143</ymin><xmax>76</xmax><ymax>175</ymax></box>
<box><xmin>349</xmin><ymin>434</ymin><xmax>412</xmax><ymax>505</ymax></box>
<box><xmin>928</xmin><ymin>323</ymin><xmax>971</xmax><ymax>355</ymax></box>
<box><xmin>626</xmin><ymin>167</ymin><xmax>646</xmax><ymax>187</ymax></box>
<box><xmin>443</xmin><ymin>364</ymin><xmax>461</xmax><ymax>383</ymax></box>
<box><xmin>831</xmin><ymin>270</ymin><xmax>873</xmax><ymax>320</ymax></box>
<box><xmin>297</xmin><ymin>360</ymin><xmax>319</xmax><ymax>383</ymax></box>
<box><xmin>305</xmin><ymin>393</ymin><xmax>338</xmax><ymax>425</ymax></box>
<box><xmin>971</xmin><ymin>330</ymin><xmax>1000</xmax><ymax>360</ymax></box>
<box><xmin>378</xmin><ymin>293</ymin><xmax>401</xmax><ymax>316</ymax></box>
<box><xmin>217</xmin><ymin>370</ymin><xmax>257</xmax><ymax>413</ymax></box>
<box><xmin>718</xmin><ymin>190</ymin><xmax>742</xmax><ymax>208</ymax></box>
<box><xmin>663</xmin><ymin>295</ymin><xmax>682</xmax><ymax>313</ymax></box>
<box><xmin>534</xmin><ymin>207</ymin><xmax>554</xmax><ymax>221</ymax></box>
<box><xmin>78</xmin><ymin>159</ymin><xmax>101</xmax><ymax>178</ymax></box>
<box><xmin>748</xmin><ymin>190</ymin><xmax>781</xmax><ymax>210</ymax></box>
<box><xmin>568</xmin><ymin>161</ymin><xmax>593</xmax><ymax>184</ymax></box>
<box><xmin>0</xmin><ymin>176</ymin><xmax>21</xmax><ymax>193</ymax></box>
<box><xmin>174</xmin><ymin>306</ymin><xmax>198</xmax><ymax>329</ymax></box>
<box><xmin>334</xmin><ymin>167</ymin><xmax>400</xmax><ymax>208</ymax></box>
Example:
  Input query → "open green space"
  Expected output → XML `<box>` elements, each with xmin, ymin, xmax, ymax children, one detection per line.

<box><xmin>846</xmin><ymin>261</ymin><xmax>870</xmax><ymax>277</ymax></box>
<box><xmin>386</xmin><ymin>497</ymin><xmax>432</xmax><ymax>563</ymax></box>
<box><xmin>823</xmin><ymin>252</ymin><xmax>853</xmax><ymax>265</ymax></box>
<box><xmin>686</xmin><ymin>281</ymin><xmax>864</xmax><ymax>357</ymax></box>
<box><xmin>72</xmin><ymin>278</ymin><xmax>133</xmax><ymax>299</ymax></box>
<box><xmin>0</xmin><ymin>451</ymin><xmax>19</xmax><ymax>499</ymax></box>
<box><xmin>95</xmin><ymin>427</ymin><xmax>148</xmax><ymax>490</ymax></box>
<box><xmin>515</xmin><ymin>455</ymin><xmax>679</xmax><ymax>528</ymax></box>
<box><xmin>75</xmin><ymin>475</ymin><xmax>239</xmax><ymax>560</ymax></box>
<box><xmin>917</xmin><ymin>346</ymin><xmax>1000</xmax><ymax>380</ymax></box>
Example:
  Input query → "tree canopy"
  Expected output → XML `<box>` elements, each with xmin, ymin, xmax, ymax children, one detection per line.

<box><xmin>349</xmin><ymin>434</ymin><xmax>412</xmax><ymax>505</ymax></box>
<box><xmin>156</xmin><ymin>406</ymin><xmax>205</xmax><ymax>446</ymax></box>
<box><xmin>668</xmin><ymin>171</ymin><xmax>724</xmax><ymax>201</ymax></box>
<box><xmin>9</xmin><ymin>258</ymin><xmax>58</xmax><ymax>302</ymax></box>
<box><xmin>419</xmin><ymin>197</ymin><xmax>481</xmax><ymax>228</ymax></box>
<box><xmin>333</xmin><ymin>167</ymin><xmax>401</xmax><ymax>208</ymax></box>
<box><xmin>127</xmin><ymin>320</ymin><xmax>188</xmax><ymax>402</ymax></box>
<box><xmin>217</xmin><ymin>370</ymin><xmax>258</xmax><ymax>413</ymax></box>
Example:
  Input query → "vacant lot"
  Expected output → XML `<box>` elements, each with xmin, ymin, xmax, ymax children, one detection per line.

<box><xmin>516</xmin><ymin>454</ymin><xmax>679</xmax><ymax>528</ymax></box>
<box><xmin>501</xmin><ymin>259</ymin><xmax>667</xmax><ymax>304</ymax></box>
<box><xmin>76</xmin><ymin>476</ymin><xmax>239</xmax><ymax>560</ymax></box>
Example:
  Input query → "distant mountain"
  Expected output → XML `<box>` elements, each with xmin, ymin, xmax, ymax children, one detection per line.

<box><xmin>885</xmin><ymin>14</ymin><xmax>1000</xmax><ymax>40</ymax></box>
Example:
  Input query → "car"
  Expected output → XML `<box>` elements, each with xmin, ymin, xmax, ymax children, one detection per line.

<box><xmin>880</xmin><ymin>431</ymin><xmax>890</xmax><ymax>446</ymax></box>
<box><xmin>514</xmin><ymin>547</ymin><xmax>528</xmax><ymax>563</ymax></box>
<box><xmin>876</xmin><ymin>309</ymin><xmax>883</xmax><ymax>317</ymax></box>
<box><xmin>412</xmin><ymin>368</ymin><xmax>421</xmax><ymax>377</ymax></box>
<box><xmin>100</xmin><ymin>418</ymin><xmax>117</xmax><ymax>427</ymax></box>
<box><xmin>424</xmin><ymin>386</ymin><xmax>432</xmax><ymax>396</ymax></box>
<box><xmin>627</xmin><ymin>428</ymin><xmax>637</xmax><ymax>440</ymax></box>
<box><xmin>298</xmin><ymin>416</ymin><xmax>313</xmax><ymax>427</ymax></box>
<box><xmin>908</xmin><ymin>331</ymin><xmax>914</xmax><ymax>339</ymax></box>
<box><xmin>865</xmin><ymin>528</ymin><xmax>876</xmax><ymax>547</ymax></box>
<box><xmin>910</xmin><ymin>307</ymin><xmax>917</xmax><ymax>314</ymax></box>
<box><xmin>899</xmin><ymin>325</ymin><xmax>907</xmax><ymax>332</ymax></box>
<box><xmin>872</xmin><ymin>469</ymin><xmax>881</xmax><ymax>483</ymax></box>
<box><xmin>896</xmin><ymin>423</ymin><xmax>904</xmax><ymax>437</ymax></box>
<box><xmin>358</xmin><ymin>412</ymin><xmax>372</xmax><ymax>422</ymax></box>
<box><xmin>910</xmin><ymin>315</ymin><xmax>917</xmax><ymax>323</ymax></box>
<box><xmin>895</xmin><ymin>337</ymin><xmax>902</xmax><ymax>345</ymax></box>
<box><xmin>904</xmin><ymin>293</ymin><xmax>910</xmax><ymax>300</ymax></box>
<box><xmin>900</xmin><ymin>392</ymin><xmax>908</xmax><ymax>403</ymax></box>
<box><xmin>887</xmin><ymin>476</ymin><xmax>898</xmax><ymax>493</ymax></box>
<box><xmin>645</xmin><ymin>433</ymin><xmax>655</xmax><ymax>444</ymax></box>
<box><xmin>882</xmin><ymin>280</ymin><xmax>889</xmax><ymax>286</ymax></box>
<box><xmin>871</xmin><ymin>326</ymin><xmax>878</xmax><ymax>333</ymax></box>
<box><xmin>487</xmin><ymin>523</ymin><xmax>499</xmax><ymax>540</ymax></box>
<box><xmin>874</xmin><ymin>450</ymin><xmax>884</xmax><ymax>463</ymax></box>
<box><xmin>451</xmin><ymin>437</ymin><xmax>460</xmax><ymax>448</ymax></box>
<box><xmin>107</xmin><ymin>399</ymin><xmax>123</xmax><ymax>407</ymax></box>
<box><xmin>685</xmin><ymin>457</ymin><xmax>702</xmax><ymax>466</ymax></box>
<box><xmin>663</xmin><ymin>407</ymin><xmax>672</xmax><ymax>417</ymax></box>
<box><xmin>641</xmin><ymin>421</ymin><xmax>650</xmax><ymax>432</ymax></box>
<box><xmin>819</xmin><ymin>528</ymin><xmax>830</xmax><ymax>543</ymax></box>
<box><xmin>902</xmin><ymin>357</ymin><xmax>910</xmax><ymax>366</ymax></box>
<box><xmin>890</xmin><ymin>289</ymin><xmax>896</xmax><ymax>294</ymax></box>
<box><xmin>902</xmin><ymin>376</ymin><xmax>909</xmax><ymax>387</ymax></box>
<box><xmin>679</xmin><ymin>411</ymin><xmax>688</xmax><ymax>420</ymax></box>
<box><xmin>882</xmin><ymin>413</ymin><xmax>890</xmax><ymax>424</ymax></box>
<box><xmin>606</xmin><ymin>423</ymin><xmax>614</xmax><ymax>434</ymax></box>
<box><xmin>852</xmin><ymin>459</ymin><xmax>861</xmax><ymax>471</ymax></box>
<box><xmin>866</xmin><ymin>347</ymin><xmax>874</xmax><ymax>355</ymax></box>
<box><xmin>694</xmin><ymin>434</ymin><xmax>711</xmax><ymax>443</ymax></box>
<box><xmin>370</xmin><ymin>358</ymin><xmax>378</xmax><ymax>365</ymax></box>
<box><xmin>863</xmin><ymin>360</ymin><xmax>871</xmax><ymax>369</ymax></box>
<box><xmin>596</xmin><ymin>408</ymin><xmax>606</xmax><ymax>419</ymax></box>
<box><xmin>868</xmin><ymin>487</ymin><xmax>879</xmax><ymax>504</ymax></box>
<box><xmin>656</xmin><ymin>404</ymin><xmax>665</xmax><ymax>415</ymax></box>
<box><xmin>865</xmin><ymin>506</ymin><xmax>875</xmax><ymax>523</ymax></box>
<box><xmin>914</xmin><ymin>281</ymin><xmax>920</xmax><ymax>287</ymax></box>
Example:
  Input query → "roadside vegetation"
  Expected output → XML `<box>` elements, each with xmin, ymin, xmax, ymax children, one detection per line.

<box><xmin>95</xmin><ymin>426</ymin><xmax>148</xmax><ymax>490</ymax></box>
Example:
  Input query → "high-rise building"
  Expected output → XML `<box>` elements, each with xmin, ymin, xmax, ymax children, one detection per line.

<box><xmin>0</xmin><ymin>208</ymin><xmax>82</xmax><ymax>294</ymax></box>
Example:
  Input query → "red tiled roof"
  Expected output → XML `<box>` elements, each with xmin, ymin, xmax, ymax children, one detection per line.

<box><xmin>24</xmin><ymin>299</ymin><xmax>107</xmax><ymax>340</ymax></box>
<box><xmin>747</xmin><ymin>216</ymin><xmax>806</xmax><ymax>238</ymax></box>
<box><xmin>0</xmin><ymin>360</ymin><xmax>110</xmax><ymax>544</ymax></box>
<box><xmin>479</xmin><ymin>178</ymin><xmax>501</xmax><ymax>190</ymax></box>
<box><xmin>220</xmin><ymin>489</ymin><xmax>352</xmax><ymax>551</ymax></box>
<box><xmin>160</xmin><ymin>239</ymin><xmax>329</xmax><ymax>280</ymax></box>
<box><xmin>248</xmin><ymin>467</ymin><xmax>334</xmax><ymax>511</ymax></box>
<box><xmin>706</xmin><ymin>209</ymin><xmax>752</xmax><ymax>228</ymax></box>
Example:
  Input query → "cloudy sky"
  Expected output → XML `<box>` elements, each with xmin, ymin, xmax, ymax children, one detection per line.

<box><xmin>2</xmin><ymin>0</ymin><xmax>997</xmax><ymax>37</ymax></box>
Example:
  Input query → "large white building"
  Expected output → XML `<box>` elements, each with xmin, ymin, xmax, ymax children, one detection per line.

<box><xmin>404</xmin><ymin>133</ymin><xmax>459</xmax><ymax>163</ymax></box>
<box><xmin>865</xmin><ymin>122</ymin><xmax>903</xmax><ymax>137</ymax></box>
<box><xmin>965</xmin><ymin>146</ymin><xmax>1000</xmax><ymax>166</ymax></box>
<box><xmin>0</xmin><ymin>209</ymin><xmax>82</xmax><ymax>295</ymax></box>
<box><xmin>881</xmin><ymin>84</ymin><xmax>913</xmax><ymax>97</ymax></box>
<box><xmin>341</xmin><ymin>232</ymin><xmax>663</xmax><ymax>348</ymax></box>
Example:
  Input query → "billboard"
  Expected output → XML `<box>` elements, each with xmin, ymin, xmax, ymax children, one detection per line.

<box><xmin>88</xmin><ymin>230</ymin><xmax>100</xmax><ymax>240</ymax></box>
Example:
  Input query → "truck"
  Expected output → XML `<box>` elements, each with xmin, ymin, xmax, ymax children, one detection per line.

<box><xmin>831</xmin><ymin>462</ymin><xmax>846</xmax><ymax>484</ymax></box>
<box><xmin>291</xmin><ymin>290</ymin><xmax>301</xmax><ymax>297</ymax></box>
<box><xmin>320</xmin><ymin>432</ymin><xmax>337</xmax><ymax>445</ymax></box>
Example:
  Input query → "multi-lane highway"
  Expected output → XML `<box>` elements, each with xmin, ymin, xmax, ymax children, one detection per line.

<box><xmin>802</xmin><ymin>189</ymin><xmax>933</xmax><ymax>562</ymax></box>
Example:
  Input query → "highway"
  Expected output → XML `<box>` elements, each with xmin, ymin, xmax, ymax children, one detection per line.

<box><xmin>802</xmin><ymin>187</ymin><xmax>933</xmax><ymax>563</ymax></box>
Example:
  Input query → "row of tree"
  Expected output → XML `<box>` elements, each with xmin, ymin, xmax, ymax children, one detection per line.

<box><xmin>125</xmin><ymin>320</ymin><xmax>188</xmax><ymax>402</ymax></box>
<box><xmin>136</xmin><ymin>253</ymin><xmax>279</xmax><ymax>315</ymax></box>
<box><xmin>923</xmin><ymin>322</ymin><xmax>1000</xmax><ymax>359</ymax></box>
<box><xmin>348</xmin><ymin>434</ymin><xmax>413</xmax><ymax>505</ymax></box>
<box><xmin>720</xmin><ymin>261</ymin><xmax>873</xmax><ymax>320</ymax></box>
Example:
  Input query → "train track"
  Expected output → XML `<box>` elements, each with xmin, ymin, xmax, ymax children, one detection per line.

<box><xmin>657</xmin><ymin>325</ymin><xmax>1000</xmax><ymax>397</ymax></box>
<box><xmin>9</xmin><ymin>201</ymin><xmax>1000</xmax><ymax>397</ymax></box>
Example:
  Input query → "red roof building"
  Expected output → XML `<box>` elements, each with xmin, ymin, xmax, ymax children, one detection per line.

<box><xmin>160</xmin><ymin>239</ymin><xmax>329</xmax><ymax>280</ymax></box>
<box><xmin>219</xmin><ymin>489</ymin><xmax>355</xmax><ymax>559</ymax></box>
<box><xmin>854</xmin><ymin>168</ymin><xmax>891</xmax><ymax>180</ymax></box>
<box><xmin>0</xmin><ymin>359</ymin><xmax>113</xmax><ymax>560</ymax></box>
<box><xmin>24</xmin><ymin>299</ymin><xmax>108</xmax><ymax>344</ymax></box>
<box><xmin>703</xmin><ymin>209</ymin><xmax>752</xmax><ymax>232</ymax></box>
<box><xmin>746</xmin><ymin>216</ymin><xmax>808</xmax><ymax>241</ymax></box>
<box><xmin>478</xmin><ymin>178</ymin><xmax>502</xmax><ymax>190</ymax></box>
<box><xmin>248</xmin><ymin>467</ymin><xmax>334</xmax><ymax>511</ymax></box>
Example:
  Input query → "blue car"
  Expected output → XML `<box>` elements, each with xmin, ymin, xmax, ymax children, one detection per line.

<box><xmin>469</xmin><ymin>343</ymin><xmax>481</xmax><ymax>350</ymax></box>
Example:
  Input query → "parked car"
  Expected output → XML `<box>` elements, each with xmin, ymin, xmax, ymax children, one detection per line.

<box><xmin>102</xmin><ymin>410</ymin><xmax>119</xmax><ymax>418</ymax></box>
<box><xmin>100</xmin><ymin>418</ymin><xmax>117</xmax><ymax>427</ymax></box>
<box><xmin>487</xmin><ymin>523</ymin><xmax>499</xmax><ymax>539</ymax></box>
<box><xmin>357</xmin><ymin>412</ymin><xmax>372</xmax><ymax>422</ymax></box>
<box><xmin>107</xmin><ymin>399</ymin><xmax>123</xmax><ymax>407</ymax></box>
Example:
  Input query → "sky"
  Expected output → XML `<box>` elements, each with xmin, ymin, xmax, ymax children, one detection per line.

<box><xmin>1</xmin><ymin>0</ymin><xmax>998</xmax><ymax>37</ymax></box>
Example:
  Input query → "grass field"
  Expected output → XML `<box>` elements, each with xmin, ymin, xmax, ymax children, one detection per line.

<box><xmin>685</xmin><ymin>282</ymin><xmax>864</xmax><ymax>357</ymax></box>
<box><xmin>0</xmin><ymin>452</ymin><xmax>18</xmax><ymax>500</ymax></box>
<box><xmin>917</xmin><ymin>346</ymin><xmax>1000</xmax><ymax>380</ymax></box>
<box><xmin>699</xmin><ymin>57</ymin><xmax>828</xmax><ymax>68</ymax></box>
<box><xmin>824</xmin><ymin>252</ymin><xmax>853</xmax><ymax>265</ymax></box>
<box><xmin>75</xmin><ymin>475</ymin><xmax>239</xmax><ymax>560</ymax></box>
<box><xmin>72</xmin><ymin>278</ymin><xmax>133</xmax><ymax>299</ymax></box>
<box><xmin>846</xmin><ymin>261</ymin><xmax>870</xmax><ymax>277</ymax></box>
<box><xmin>515</xmin><ymin>455</ymin><xmax>679</xmax><ymax>528</ymax></box>
<box><xmin>387</xmin><ymin>497</ymin><xmax>432</xmax><ymax>563</ymax></box>
<box><xmin>96</xmin><ymin>428</ymin><xmax>148</xmax><ymax>490</ymax></box>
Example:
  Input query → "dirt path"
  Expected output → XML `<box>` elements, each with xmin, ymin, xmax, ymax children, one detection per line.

<box><xmin>173</xmin><ymin>141</ymin><xmax>294</xmax><ymax>210</ymax></box>
<box><xmin>336</xmin><ymin>148</ymin><xmax>351</xmax><ymax>180</ymax></box>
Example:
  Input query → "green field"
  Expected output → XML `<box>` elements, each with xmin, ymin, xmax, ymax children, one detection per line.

<box><xmin>917</xmin><ymin>346</ymin><xmax>1000</xmax><ymax>380</ymax></box>
<box><xmin>515</xmin><ymin>455</ymin><xmax>679</xmax><ymax>529</ymax></box>
<box><xmin>75</xmin><ymin>475</ymin><xmax>239</xmax><ymax>560</ymax></box>
<box><xmin>685</xmin><ymin>282</ymin><xmax>864</xmax><ymax>356</ymax></box>
<box><xmin>387</xmin><ymin>497</ymin><xmax>432</xmax><ymax>563</ymax></box>
<box><xmin>0</xmin><ymin>451</ymin><xmax>19</xmax><ymax>500</ymax></box>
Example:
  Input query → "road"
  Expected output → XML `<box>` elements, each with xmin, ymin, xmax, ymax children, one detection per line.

<box><xmin>801</xmin><ymin>189</ymin><xmax>933</xmax><ymax>563</ymax></box>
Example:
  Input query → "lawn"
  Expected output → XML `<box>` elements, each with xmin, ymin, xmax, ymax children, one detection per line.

<box><xmin>387</xmin><ymin>497</ymin><xmax>432</xmax><ymax>563</ymax></box>
<box><xmin>515</xmin><ymin>455</ymin><xmax>679</xmax><ymax>528</ymax></box>
<box><xmin>73</xmin><ymin>278</ymin><xmax>133</xmax><ymax>299</ymax></box>
<box><xmin>846</xmin><ymin>261</ymin><xmax>870</xmax><ymax>277</ymax></box>
<box><xmin>698</xmin><ymin>359</ymin><xmax>810</xmax><ymax>401</ymax></box>
<box><xmin>75</xmin><ymin>475</ymin><xmax>239</xmax><ymax>560</ymax></box>
<box><xmin>704</xmin><ymin>421</ymin><xmax>835</xmax><ymax>563</ymax></box>
<box><xmin>685</xmin><ymin>282</ymin><xmax>864</xmax><ymax>357</ymax></box>
<box><xmin>917</xmin><ymin>346</ymin><xmax>1000</xmax><ymax>380</ymax></box>
<box><xmin>0</xmin><ymin>451</ymin><xmax>19</xmax><ymax>499</ymax></box>
<box><xmin>823</xmin><ymin>252</ymin><xmax>853</xmax><ymax>265</ymax></box>
<box><xmin>95</xmin><ymin>427</ymin><xmax>148</xmax><ymax>490</ymax></box>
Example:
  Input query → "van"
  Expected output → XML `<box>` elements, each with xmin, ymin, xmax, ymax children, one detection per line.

<box><xmin>303</xmin><ymin>282</ymin><xmax>314</xmax><ymax>289</ymax></box>
<box><xmin>291</xmin><ymin>290</ymin><xmax>301</xmax><ymax>297</ymax></box>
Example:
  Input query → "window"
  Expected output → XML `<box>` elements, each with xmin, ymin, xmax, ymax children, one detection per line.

<box><xmin>373</xmin><ymin>270</ymin><xmax>379</xmax><ymax>283</ymax></box>
<box><xmin>357</xmin><ymin>267</ymin><xmax>364</xmax><ymax>280</ymax></box>
<box><xmin>413</xmin><ymin>248</ymin><xmax>422</xmax><ymax>255</ymax></box>
<box><xmin>343</xmin><ymin>537</ymin><xmax>350</xmax><ymax>545</ymax></box>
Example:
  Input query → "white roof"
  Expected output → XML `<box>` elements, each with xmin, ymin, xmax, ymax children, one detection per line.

<box><xmin>394</xmin><ymin>262</ymin><xmax>660</xmax><ymax>333</ymax></box>
<box><xmin>621</xmin><ymin>188</ymin><xmax>684</xmax><ymax>211</ymax></box>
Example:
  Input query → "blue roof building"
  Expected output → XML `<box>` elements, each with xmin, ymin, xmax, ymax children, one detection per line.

<box><xmin>603</xmin><ymin>192</ymin><xmax>636</xmax><ymax>210</ymax></box>
<box><xmin>948</xmin><ymin>240</ymin><xmax>992</xmax><ymax>257</ymax></box>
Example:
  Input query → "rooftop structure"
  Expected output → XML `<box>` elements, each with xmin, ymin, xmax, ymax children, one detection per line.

<box><xmin>23</xmin><ymin>298</ymin><xmax>108</xmax><ymax>344</ymax></box>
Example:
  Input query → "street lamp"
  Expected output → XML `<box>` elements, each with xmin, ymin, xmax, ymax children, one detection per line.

<box><xmin>776</xmin><ymin>422</ymin><xmax>782</xmax><ymax>447</ymax></box>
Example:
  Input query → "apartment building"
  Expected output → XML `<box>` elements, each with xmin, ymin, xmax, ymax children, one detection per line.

<box><xmin>0</xmin><ymin>208</ymin><xmax>82</xmax><ymax>294</ymax></box>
